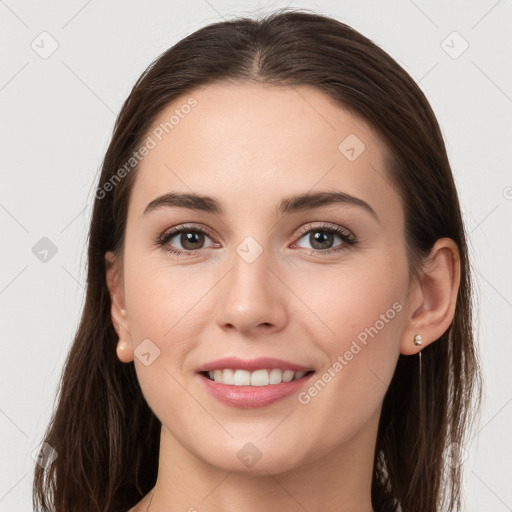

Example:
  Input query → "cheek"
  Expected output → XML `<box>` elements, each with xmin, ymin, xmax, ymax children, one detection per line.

<box><xmin>290</xmin><ymin>255</ymin><xmax>407</xmax><ymax>437</ymax></box>
<box><xmin>122</xmin><ymin>252</ymin><xmax>209</xmax><ymax>342</ymax></box>
<box><xmin>293</xmin><ymin>254</ymin><xmax>407</xmax><ymax>348</ymax></box>
<box><xmin>121</xmin><ymin>253</ymin><xmax>209</xmax><ymax>421</ymax></box>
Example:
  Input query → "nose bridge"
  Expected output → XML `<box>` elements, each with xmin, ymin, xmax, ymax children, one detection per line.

<box><xmin>216</xmin><ymin>233</ymin><xmax>286</xmax><ymax>333</ymax></box>
<box><xmin>229</xmin><ymin>235</ymin><xmax>274</xmax><ymax>308</ymax></box>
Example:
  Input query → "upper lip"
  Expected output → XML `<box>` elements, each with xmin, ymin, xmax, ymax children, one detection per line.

<box><xmin>196</xmin><ymin>357</ymin><xmax>314</xmax><ymax>373</ymax></box>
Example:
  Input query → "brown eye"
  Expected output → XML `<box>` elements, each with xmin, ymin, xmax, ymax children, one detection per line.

<box><xmin>158</xmin><ymin>226</ymin><xmax>216</xmax><ymax>255</ymax></box>
<box><xmin>307</xmin><ymin>231</ymin><xmax>337</xmax><ymax>250</ymax></box>
<box><xmin>177</xmin><ymin>231</ymin><xmax>206</xmax><ymax>250</ymax></box>
<box><xmin>294</xmin><ymin>224</ymin><xmax>355</xmax><ymax>255</ymax></box>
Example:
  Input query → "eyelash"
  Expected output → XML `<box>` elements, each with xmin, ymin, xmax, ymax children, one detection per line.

<box><xmin>155</xmin><ymin>223</ymin><xmax>357</xmax><ymax>258</ymax></box>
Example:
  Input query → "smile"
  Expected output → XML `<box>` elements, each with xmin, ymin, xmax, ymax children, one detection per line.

<box><xmin>203</xmin><ymin>368</ymin><xmax>314</xmax><ymax>386</ymax></box>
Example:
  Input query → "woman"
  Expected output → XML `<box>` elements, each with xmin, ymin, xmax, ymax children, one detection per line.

<box><xmin>33</xmin><ymin>8</ymin><xmax>481</xmax><ymax>512</ymax></box>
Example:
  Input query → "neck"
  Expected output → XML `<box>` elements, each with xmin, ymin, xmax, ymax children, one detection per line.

<box><xmin>144</xmin><ymin>413</ymin><xmax>378</xmax><ymax>512</ymax></box>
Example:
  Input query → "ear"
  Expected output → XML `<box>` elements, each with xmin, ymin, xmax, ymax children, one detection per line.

<box><xmin>400</xmin><ymin>238</ymin><xmax>461</xmax><ymax>355</ymax></box>
<box><xmin>105</xmin><ymin>251</ymin><xmax>134</xmax><ymax>363</ymax></box>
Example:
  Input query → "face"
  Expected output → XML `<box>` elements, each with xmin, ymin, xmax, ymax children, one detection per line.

<box><xmin>110</xmin><ymin>83</ymin><xmax>411</xmax><ymax>475</ymax></box>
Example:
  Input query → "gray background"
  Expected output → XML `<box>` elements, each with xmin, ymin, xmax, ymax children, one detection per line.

<box><xmin>1</xmin><ymin>0</ymin><xmax>511</xmax><ymax>510</ymax></box>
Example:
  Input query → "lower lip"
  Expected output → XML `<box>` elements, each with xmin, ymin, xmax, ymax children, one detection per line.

<box><xmin>198</xmin><ymin>372</ymin><xmax>315</xmax><ymax>409</ymax></box>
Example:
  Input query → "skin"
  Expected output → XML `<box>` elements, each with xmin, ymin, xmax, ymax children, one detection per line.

<box><xmin>106</xmin><ymin>83</ymin><xmax>460</xmax><ymax>512</ymax></box>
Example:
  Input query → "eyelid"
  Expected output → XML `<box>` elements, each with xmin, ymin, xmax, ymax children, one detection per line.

<box><xmin>158</xmin><ymin>223</ymin><xmax>217</xmax><ymax>243</ymax></box>
<box><xmin>294</xmin><ymin>221</ymin><xmax>355</xmax><ymax>239</ymax></box>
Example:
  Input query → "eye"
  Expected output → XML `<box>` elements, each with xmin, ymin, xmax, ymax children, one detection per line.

<box><xmin>292</xmin><ymin>223</ymin><xmax>356</xmax><ymax>255</ymax></box>
<box><xmin>156</xmin><ymin>224</ymin><xmax>217</xmax><ymax>256</ymax></box>
<box><xmin>156</xmin><ymin>222</ymin><xmax>356</xmax><ymax>257</ymax></box>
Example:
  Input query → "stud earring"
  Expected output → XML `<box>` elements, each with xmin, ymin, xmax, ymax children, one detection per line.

<box><xmin>414</xmin><ymin>334</ymin><xmax>423</xmax><ymax>397</ymax></box>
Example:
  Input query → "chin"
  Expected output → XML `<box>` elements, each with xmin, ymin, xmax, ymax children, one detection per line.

<box><xmin>194</xmin><ymin>437</ymin><xmax>308</xmax><ymax>475</ymax></box>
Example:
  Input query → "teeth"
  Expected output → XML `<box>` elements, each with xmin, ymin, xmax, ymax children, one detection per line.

<box><xmin>206</xmin><ymin>369</ymin><xmax>308</xmax><ymax>386</ymax></box>
<box><xmin>269</xmin><ymin>368</ymin><xmax>283</xmax><ymax>384</ymax></box>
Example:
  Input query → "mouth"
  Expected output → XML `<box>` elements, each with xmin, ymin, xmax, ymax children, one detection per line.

<box><xmin>195</xmin><ymin>356</ymin><xmax>316</xmax><ymax>408</ymax></box>
<box><xmin>200</xmin><ymin>368</ymin><xmax>315</xmax><ymax>386</ymax></box>
<box><xmin>197</xmin><ymin>368</ymin><xmax>316</xmax><ymax>409</ymax></box>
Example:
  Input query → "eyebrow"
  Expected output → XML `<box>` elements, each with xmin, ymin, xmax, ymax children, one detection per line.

<box><xmin>143</xmin><ymin>191</ymin><xmax>378</xmax><ymax>221</ymax></box>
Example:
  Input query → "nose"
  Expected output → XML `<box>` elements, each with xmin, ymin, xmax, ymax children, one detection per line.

<box><xmin>215</xmin><ymin>245</ymin><xmax>288</xmax><ymax>336</ymax></box>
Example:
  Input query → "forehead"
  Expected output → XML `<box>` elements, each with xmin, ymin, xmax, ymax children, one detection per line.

<box><xmin>129</xmin><ymin>82</ymin><xmax>402</xmax><ymax>223</ymax></box>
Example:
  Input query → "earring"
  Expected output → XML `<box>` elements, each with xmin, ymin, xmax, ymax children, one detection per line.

<box><xmin>414</xmin><ymin>334</ymin><xmax>423</xmax><ymax>398</ymax></box>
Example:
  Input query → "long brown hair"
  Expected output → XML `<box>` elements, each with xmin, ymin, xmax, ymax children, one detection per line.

<box><xmin>33</xmin><ymin>8</ymin><xmax>481</xmax><ymax>512</ymax></box>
